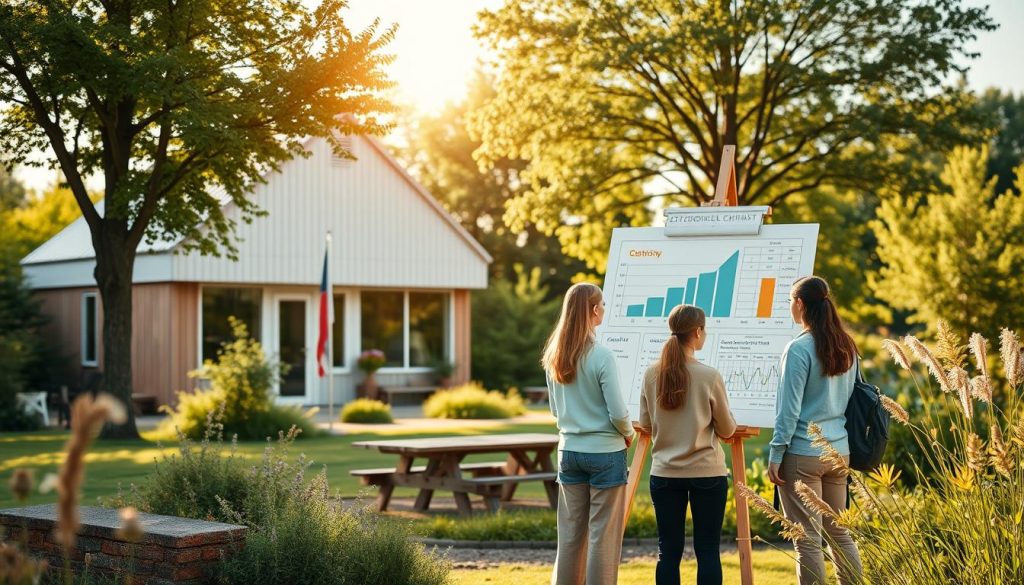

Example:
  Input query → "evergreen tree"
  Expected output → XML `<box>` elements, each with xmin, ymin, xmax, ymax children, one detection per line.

<box><xmin>872</xmin><ymin>147</ymin><xmax>1024</xmax><ymax>340</ymax></box>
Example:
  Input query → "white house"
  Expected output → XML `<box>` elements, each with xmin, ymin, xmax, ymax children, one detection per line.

<box><xmin>21</xmin><ymin>135</ymin><xmax>491</xmax><ymax>407</ymax></box>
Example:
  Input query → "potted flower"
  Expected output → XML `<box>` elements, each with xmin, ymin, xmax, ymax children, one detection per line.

<box><xmin>357</xmin><ymin>349</ymin><xmax>386</xmax><ymax>400</ymax></box>
<box><xmin>429</xmin><ymin>358</ymin><xmax>457</xmax><ymax>387</ymax></box>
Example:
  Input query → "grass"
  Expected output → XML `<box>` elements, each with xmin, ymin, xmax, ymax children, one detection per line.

<box><xmin>447</xmin><ymin>549</ymin><xmax>795</xmax><ymax>585</ymax></box>
<box><xmin>0</xmin><ymin>420</ymin><xmax>772</xmax><ymax>510</ymax></box>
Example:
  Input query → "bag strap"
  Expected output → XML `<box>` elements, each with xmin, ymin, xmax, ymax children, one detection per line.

<box><xmin>855</xmin><ymin>354</ymin><xmax>865</xmax><ymax>383</ymax></box>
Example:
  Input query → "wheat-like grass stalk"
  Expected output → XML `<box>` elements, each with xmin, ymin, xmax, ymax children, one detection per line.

<box><xmin>808</xmin><ymin>422</ymin><xmax>850</xmax><ymax>473</ymax></box>
<box><xmin>881</xmin><ymin>339</ymin><xmax>912</xmax><ymax>371</ymax></box>
<box><xmin>1000</xmin><ymin>328</ymin><xmax>1021</xmax><ymax>387</ymax></box>
<box><xmin>948</xmin><ymin>366</ymin><xmax>974</xmax><ymax>419</ymax></box>
<box><xmin>735</xmin><ymin>482</ymin><xmax>806</xmax><ymax>542</ymax></box>
<box><xmin>965</xmin><ymin>433</ymin><xmax>987</xmax><ymax>473</ymax></box>
<box><xmin>795</xmin><ymin>480</ymin><xmax>838</xmax><ymax>520</ymax></box>
<box><xmin>935</xmin><ymin>321</ymin><xmax>967</xmax><ymax>368</ymax></box>
<box><xmin>56</xmin><ymin>394</ymin><xmax>128</xmax><ymax>550</ymax></box>
<box><xmin>879</xmin><ymin>395</ymin><xmax>909</xmax><ymax>425</ymax></box>
<box><xmin>9</xmin><ymin>469</ymin><xmax>33</xmax><ymax>503</ymax></box>
<box><xmin>1011</xmin><ymin>420</ymin><xmax>1024</xmax><ymax>450</ymax></box>
<box><xmin>988</xmin><ymin>425</ymin><xmax>1013</xmax><ymax>478</ymax></box>
<box><xmin>969</xmin><ymin>333</ymin><xmax>989</xmax><ymax>378</ymax></box>
<box><xmin>969</xmin><ymin>376</ymin><xmax>993</xmax><ymax>404</ymax></box>
<box><xmin>905</xmin><ymin>336</ymin><xmax>953</xmax><ymax>393</ymax></box>
<box><xmin>849</xmin><ymin>476</ymin><xmax>876</xmax><ymax>511</ymax></box>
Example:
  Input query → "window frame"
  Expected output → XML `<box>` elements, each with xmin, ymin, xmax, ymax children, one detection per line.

<box><xmin>360</xmin><ymin>289</ymin><xmax>454</xmax><ymax>373</ymax></box>
<box><xmin>80</xmin><ymin>292</ymin><xmax>98</xmax><ymax>367</ymax></box>
<box><xmin>196</xmin><ymin>284</ymin><xmax>264</xmax><ymax>365</ymax></box>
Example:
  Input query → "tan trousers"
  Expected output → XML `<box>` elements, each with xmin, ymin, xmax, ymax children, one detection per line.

<box><xmin>551</xmin><ymin>482</ymin><xmax>626</xmax><ymax>585</ymax></box>
<box><xmin>778</xmin><ymin>454</ymin><xmax>864</xmax><ymax>585</ymax></box>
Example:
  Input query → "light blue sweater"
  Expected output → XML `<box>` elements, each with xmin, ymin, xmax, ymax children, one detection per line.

<box><xmin>768</xmin><ymin>332</ymin><xmax>856</xmax><ymax>465</ymax></box>
<box><xmin>547</xmin><ymin>344</ymin><xmax>635</xmax><ymax>453</ymax></box>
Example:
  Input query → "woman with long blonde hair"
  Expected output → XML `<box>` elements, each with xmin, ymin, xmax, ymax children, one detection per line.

<box><xmin>638</xmin><ymin>305</ymin><xmax>736</xmax><ymax>585</ymax></box>
<box><xmin>543</xmin><ymin>282</ymin><xmax>634</xmax><ymax>585</ymax></box>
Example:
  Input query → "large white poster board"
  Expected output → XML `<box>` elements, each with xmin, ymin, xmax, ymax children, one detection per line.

<box><xmin>598</xmin><ymin>222</ymin><xmax>819</xmax><ymax>428</ymax></box>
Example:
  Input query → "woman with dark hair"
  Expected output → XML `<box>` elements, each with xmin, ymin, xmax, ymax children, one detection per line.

<box><xmin>638</xmin><ymin>305</ymin><xmax>736</xmax><ymax>585</ymax></box>
<box><xmin>768</xmin><ymin>276</ymin><xmax>863</xmax><ymax>585</ymax></box>
<box><xmin>543</xmin><ymin>282</ymin><xmax>634</xmax><ymax>585</ymax></box>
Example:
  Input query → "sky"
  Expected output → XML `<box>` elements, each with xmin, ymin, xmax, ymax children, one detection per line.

<box><xmin>12</xmin><ymin>0</ymin><xmax>1024</xmax><ymax>192</ymax></box>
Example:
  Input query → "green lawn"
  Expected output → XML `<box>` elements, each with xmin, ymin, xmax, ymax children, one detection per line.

<box><xmin>0</xmin><ymin>421</ymin><xmax>771</xmax><ymax>510</ymax></box>
<box><xmin>449</xmin><ymin>549</ymin><xmax>795</xmax><ymax>585</ymax></box>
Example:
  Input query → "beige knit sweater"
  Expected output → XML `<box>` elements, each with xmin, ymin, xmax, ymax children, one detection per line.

<box><xmin>638</xmin><ymin>361</ymin><xmax>737</xmax><ymax>478</ymax></box>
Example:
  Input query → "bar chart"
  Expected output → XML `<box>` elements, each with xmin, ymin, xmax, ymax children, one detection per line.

<box><xmin>611</xmin><ymin>240</ymin><xmax>802</xmax><ymax>326</ymax></box>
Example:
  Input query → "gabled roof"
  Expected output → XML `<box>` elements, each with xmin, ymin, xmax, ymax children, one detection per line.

<box><xmin>21</xmin><ymin>135</ymin><xmax>491</xmax><ymax>266</ymax></box>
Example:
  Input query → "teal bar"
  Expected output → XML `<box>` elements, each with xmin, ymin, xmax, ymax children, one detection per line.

<box><xmin>645</xmin><ymin>297</ymin><xmax>664</xmax><ymax>317</ymax></box>
<box><xmin>695</xmin><ymin>271</ymin><xmax>717</xmax><ymax>315</ymax></box>
<box><xmin>712</xmin><ymin>251</ymin><xmax>739</xmax><ymax>318</ymax></box>
<box><xmin>685</xmin><ymin>278</ymin><xmax>697</xmax><ymax>304</ymax></box>
<box><xmin>664</xmin><ymin>288</ymin><xmax>685</xmax><ymax>316</ymax></box>
<box><xmin>626</xmin><ymin>304</ymin><xmax>644</xmax><ymax>317</ymax></box>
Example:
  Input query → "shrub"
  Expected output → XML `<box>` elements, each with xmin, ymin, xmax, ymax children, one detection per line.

<box><xmin>340</xmin><ymin>399</ymin><xmax>393</xmax><ymax>424</ymax></box>
<box><xmin>422</xmin><ymin>383</ymin><xmax>526</xmax><ymax>419</ymax></box>
<box><xmin>471</xmin><ymin>268</ymin><xmax>561</xmax><ymax>391</ymax></box>
<box><xmin>156</xmin><ymin>318</ymin><xmax>317</xmax><ymax>441</ymax></box>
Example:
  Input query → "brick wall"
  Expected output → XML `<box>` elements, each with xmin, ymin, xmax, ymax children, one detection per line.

<box><xmin>0</xmin><ymin>504</ymin><xmax>246</xmax><ymax>585</ymax></box>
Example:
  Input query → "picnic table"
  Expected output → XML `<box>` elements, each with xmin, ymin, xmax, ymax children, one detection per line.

<box><xmin>351</xmin><ymin>433</ymin><xmax>559</xmax><ymax>516</ymax></box>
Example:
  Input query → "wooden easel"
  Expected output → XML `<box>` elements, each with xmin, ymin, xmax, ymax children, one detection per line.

<box><xmin>622</xmin><ymin>144</ymin><xmax>761</xmax><ymax>585</ymax></box>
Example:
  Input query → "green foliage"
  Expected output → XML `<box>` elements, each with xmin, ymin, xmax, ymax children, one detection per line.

<box><xmin>978</xmin><ymin>89</ymin><xmax>1024</xmax><ymax>195</ymax></box>
<box><xmin>872</xmin><ymin>147</ymin><xmax>1024</xmax><ymax>340</ymax></box>
<box><xmin>127</xmin><ymin>421</ymin><xmax>254</xmax><ymax>522</ymax></box>
<box><xmin>0</xmin><ymin>269</ymin><xmax>52</xmax><ymax>431</ymax></box>
<box><xmin>471</xmin><ymin>267</ymin><xmax>561</xmax><ymax>390</ymax></box>
<box><xmin>473</xmin><ymin>0</ymin><xmax>993</xmax><ymax>268</ymax></box>
<box><xmin>403</xmin><ymin>71</ymin><xmax>587</xmax><ymax>292</ymax></box>
<box><xmin>423</xmin><ymin>383</ymin><xmax>526</xmax><ymax>419</ymax></box>
<box><xmin>157</xmin><ymin>319</ymin><xmax>316</xmax><ymax>440</ymax></box>
<box><xmin>772</xmin><ymin>188</ymin><xmax>890</xmax><ymax>326</ymax></box>
<box><xmin>340</xmin><ymin>399</ymin><xmax>394</xmax><ymax>424</ymax></box>
<box><xmin>356</xmin><ymin>349</ymin><xmax>387</xmax><ymax>374</ymax></box>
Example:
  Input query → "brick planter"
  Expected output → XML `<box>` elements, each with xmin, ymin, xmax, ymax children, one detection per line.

<box><xmin>0</xmin><ymin>504</ymin><xmax>246</xmax><ymax>585</ymax></box>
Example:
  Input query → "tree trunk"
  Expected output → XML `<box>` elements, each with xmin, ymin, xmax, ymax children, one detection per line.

<box><xmin>94</xmin><ymin>223</ymin><xmax>140</xmax><ymax>439</ymax></box>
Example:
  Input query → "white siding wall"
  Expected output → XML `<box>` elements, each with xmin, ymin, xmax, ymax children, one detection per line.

<box><xmin>171</xmin><ymin>137</ymin><xmax>488</xmax><ymax>289</ymax></box>
<box><xmin>24</xmin><ymin>254</ymin><xmax>173</xmax><ymax>289</ymax></box>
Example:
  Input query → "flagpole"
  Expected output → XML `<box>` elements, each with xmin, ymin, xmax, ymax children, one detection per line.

<box><xmin>326</xmin><ymin>231</ymin><xmax>334</xmax><ymax>432</ymax></box>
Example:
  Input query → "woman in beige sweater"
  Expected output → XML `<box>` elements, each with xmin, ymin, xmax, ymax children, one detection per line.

<box><xmin>638</xmin><ymin>305</ymin><xmax>737</xmax><ymax>585</ymax></box>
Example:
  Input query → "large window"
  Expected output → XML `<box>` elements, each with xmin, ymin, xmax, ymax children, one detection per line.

<box><xmin>409</xmin><ymin>292</ymin><xmax>448</xmax><ymax>367</ymax></box>
<box><xmin>360</xmin><ymin>291</ymin><xmax>404</xmax><ymax>367</ymax></box>
<box><xmin>81</xmin><ymin>293</ymin><xmax>98</xmax><ymax>366</ymax></box>
<box><xmin>361</xmin><ymin>290</ymin><xmax>449</xmax><ymax>369</ymax></box>
<box><xmin>201</xmin><ymin>287</ymin><xmax>262</xmax><ymax>362</ymax></box>
<box><xmin>331</xmin><ymin>293</ymin><xmax>346</xmax><ymax>368</ymax></box>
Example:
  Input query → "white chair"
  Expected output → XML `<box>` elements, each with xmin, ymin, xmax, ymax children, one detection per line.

<box><xmin>16</xmin><ymin>391</ymin><xmax>50</xmax><ymax>427</ymax></box>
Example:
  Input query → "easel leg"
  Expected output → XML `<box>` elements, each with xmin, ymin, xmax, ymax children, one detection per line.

<box><xmin>622</xmin><ymin>431</ymin><xmax>652</xmax><ymax>533</ymax></box>
<box><xmin>731</xmin><ymin>436</ymin><xmax>755</xmax><ymax>585</ymax></box>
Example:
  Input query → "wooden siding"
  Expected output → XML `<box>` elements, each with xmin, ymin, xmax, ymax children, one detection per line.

<box><xmin>171</xmin><ymin>137</ymin><xmax>488</xmax><ymax>289</ymax></box>
<box><xmin>453</xmin><ymin>289</ymin><xmax>471</xmax><ymax>384</ymax></box>
<box><xmin>32</xmin><ymin>283</ymin><xmax>198</xmax><ymax>407</ymax></box>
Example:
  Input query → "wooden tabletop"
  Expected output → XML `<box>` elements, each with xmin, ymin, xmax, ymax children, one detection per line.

<box><xmin>352</xmin><ymin>433</ymin><xmax>559</xmax><ymax>455</ymax></box>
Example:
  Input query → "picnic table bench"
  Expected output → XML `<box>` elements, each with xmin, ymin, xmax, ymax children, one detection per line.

<box><xmin>351</xmin><ymin>433</ymin><xmax>559</xmax><ymax>516</ymax></box>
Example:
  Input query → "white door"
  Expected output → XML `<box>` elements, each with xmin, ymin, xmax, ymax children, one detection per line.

<box><xmin>272</xmin><ymin>293</ymin><xmax>314</xmax><ymax>404</ymax></box>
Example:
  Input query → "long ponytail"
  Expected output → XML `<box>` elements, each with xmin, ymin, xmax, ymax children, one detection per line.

<box><xmin>792</xmin><ymin>276</ymin><xmax>857</xmax><ymax>376</ymax></box>
<box><xmin>657</xmin><ymin>305</ymin><xmax>706</xmax><ymax>410</ymax></box>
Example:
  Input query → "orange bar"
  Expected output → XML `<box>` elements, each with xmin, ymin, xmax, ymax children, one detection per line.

<box><xmin>756</xmin><ymin>278</ymin><xmax>776</xmax><ymax>318</ymax></box>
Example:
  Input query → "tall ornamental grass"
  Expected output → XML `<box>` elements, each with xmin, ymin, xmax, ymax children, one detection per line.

<box><xmin>743</xmin><ymin>322</ymin><xmax>1024</xmax><ymax>584</ymax></box>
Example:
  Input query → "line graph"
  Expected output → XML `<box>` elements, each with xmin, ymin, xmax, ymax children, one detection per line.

<box><xmin>727</xmin><ymin>364</ymin><xmax>780</xmax><ymax>390</ymax></box>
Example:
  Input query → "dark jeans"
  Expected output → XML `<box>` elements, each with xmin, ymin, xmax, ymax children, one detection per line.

<box><xmin>649</xmin><ymin>475</ymin><xmax>729</xmax><ymax>585</ymax></box>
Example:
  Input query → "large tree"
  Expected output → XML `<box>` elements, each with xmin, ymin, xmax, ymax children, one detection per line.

<box><xmin>0</xmin><ymin>0</ymin><xmax>394</xmax><ymax>437</ymax></box>
<box><xmin>404</xmin><ymin>71</ymin><xmax>587</xmax><ymax>293</ymax></box>
<box><xmin>871</xmin><ymin>146</ymin><xmax>1024</xmax><ymax>341</ymax></box>
<box><xmin>978</xmin><ymin>89</ymin><xmax>1024</xmax><ymax>195</ymax></box>
<box><xmin>473</xmin><ymin>0</ymin><xmax>993</xmax><ymax>268</ymax></box>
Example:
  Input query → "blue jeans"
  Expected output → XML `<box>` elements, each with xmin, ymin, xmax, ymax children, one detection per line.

<box><xmin>649</xmin><ymin>475</ymin><xmax>729</xmax><ymax>585</ymax></box>
<box><xmin>557</xmin><ymin>449</ymin><xmax>628</xmax><ymax>488</ymax></box>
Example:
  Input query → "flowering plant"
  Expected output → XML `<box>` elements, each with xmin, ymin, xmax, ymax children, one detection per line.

<box><xmin>356</xmin><ymin>349</ymin><xmax>386</xmax><ymax>374</ymax></box>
